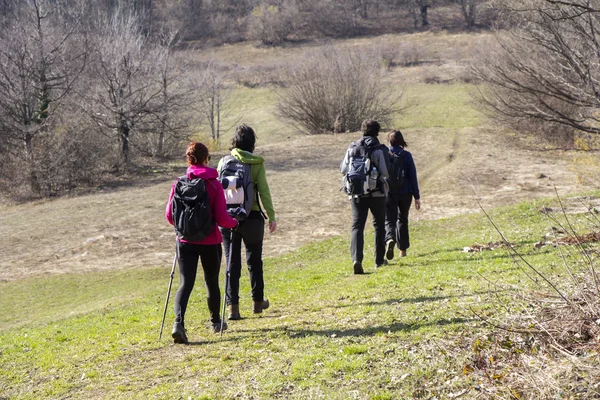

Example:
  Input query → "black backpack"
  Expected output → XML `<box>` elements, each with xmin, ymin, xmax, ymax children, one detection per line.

<box><xmin>388</xmin><ymin>150</ymin><xmax>406</xmax><ymax>195</ymax></box>
<box><xmin>218</xmin><ymin>155</ymin><xmax>255</xmax><ymax>219</ymax></box>
<box><xmin>344</xmin><ymin>140</ymin><xmax>382</xmax><ymax>196</ymax></box>
<box><xmin>171</xmin><ymin>176</ymin><xmax>213</xmax><ymax>241</ymax></box>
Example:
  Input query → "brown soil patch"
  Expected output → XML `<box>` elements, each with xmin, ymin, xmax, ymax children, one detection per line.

<box><xmin>1</xmin><ymin>126</ymin><xmax>598</xmax><ymax>282</ymax></box>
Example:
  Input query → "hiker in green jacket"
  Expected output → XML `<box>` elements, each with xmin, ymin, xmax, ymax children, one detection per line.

<box><xmin>218</xmin><ymin>124</ymin><xmax>276</xmax><ymax>320</ymax></box>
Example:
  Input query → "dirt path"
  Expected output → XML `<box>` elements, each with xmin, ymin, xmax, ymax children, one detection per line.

<box><xmin>0</xmin><ymin>128</ymin><xmax>596</xmax><ymax>282</ymax></box>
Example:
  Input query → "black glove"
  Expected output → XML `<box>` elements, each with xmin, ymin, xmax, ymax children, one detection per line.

<box><xmin>227</xmin><ymin>207</ymin><xmax>247</xmax><ymax>221</ymax></box>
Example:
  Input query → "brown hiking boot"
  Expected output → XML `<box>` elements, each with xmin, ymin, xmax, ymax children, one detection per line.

<box><xmin>228</xmin><ymin>304</ymin><xmax>241</xmax><ymax>320</ymax></box>
<box><xmin>253</xmin><ymin>299</ymin><xmax>270</xmax><ymax>314</ymax></box>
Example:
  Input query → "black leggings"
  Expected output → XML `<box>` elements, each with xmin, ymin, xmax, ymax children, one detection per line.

<box><xmin>385</xmin><ymin>193</ymin><xmax>413</xmax><ymax>250</ymax></box>
<box><xmin>174</xmin><ymin>242</ymin><xmax>223</xmax><ymax>326</ymax></box>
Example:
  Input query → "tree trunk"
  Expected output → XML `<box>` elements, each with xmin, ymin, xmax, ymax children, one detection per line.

<box><xmin>468</xmin><ymin>0</ymin><xmax>476</xmax><ymax>29</ymax></box>
<box><xmin>24</xmin><ymin>132</ymin><xmax>40</xmax><ymax>194</ymax></box>
<box><xmin>157</xmin><ymin>75</ymin><xmax>167</xmax><ymax>157</ymax></box>
<box><xmin>420</xmin><ymin>5</ymin><xmax>429</xmax><ymax>26</ymax></box>
<box><xmin>120</xmin><ymin>122</ymin><xmax>130</xmax><ymax>164</ymax></box>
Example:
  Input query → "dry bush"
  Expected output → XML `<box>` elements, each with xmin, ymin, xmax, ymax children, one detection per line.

<box><xmin>246</xmin><ymin>1</ymin><xmax>299</xmax><ymax>46</ymax></box>
<box><xmin>233</xmin><ymin>64</ymin><xmax>287</xmax><ymax>88</ymax></box>
<box><xmin>0</xmin><ymin>111</ymin><xmax>109</xmax><ymax>200</ymax></box>
<box><xmin>397</xmin><ymin>42</ymin><xmax>427</xmax><ymax>67</ymax></box>
<box><xmin>208</xmin><ymin>12</ymin><xmax>245</xmax><ymax>44</ymax></box>
<box><xmin>303</xmin><ymin>0</ymin><xmax>363</xmax><ymax>37</ymax></box>
<box><xmin>472</xmin><ymin>0</ymin><xmax>600</xmax><ymax>144</ymax></box>
<box><xmin>276</xmin><ymin>46</ymin><xmax>401</xmax><ymax>134</ymax></box>
<box><xmin>469</xmin><ymin>198</ymin><xmax>600</xmax><ymax>398</ymax></box>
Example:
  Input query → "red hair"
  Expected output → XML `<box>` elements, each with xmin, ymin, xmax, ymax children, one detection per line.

<box><xmin>186</xmin><ymin>142</ymin><xmax>209</xmax><ymax>166</ymax></box>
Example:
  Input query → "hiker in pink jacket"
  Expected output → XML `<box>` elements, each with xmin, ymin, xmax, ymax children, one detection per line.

<box><xmin>166</xmin><ymin>142</ymin><xmax>238</xmax><ymax>344</ymax></box>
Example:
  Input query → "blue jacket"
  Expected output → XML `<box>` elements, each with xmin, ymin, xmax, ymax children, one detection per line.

<box><xmin>389</xmin><ymin>146</ymin><xmax>420</xmax><ymax>200</ymax></box>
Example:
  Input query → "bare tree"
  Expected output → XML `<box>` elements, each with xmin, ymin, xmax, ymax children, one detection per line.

<box><xmin>141</xmin><ymin>31</ymin><xmax>195</xmax><ymax>158</ymax></box>
<box><xmin>455</xmin><ymin>0</ymin><xmax>477</xmax><ymax>29</ymax></box>
<box><xmin>83</xmin><ymin>10</ymin><xmax>163</xmax><ymax>167</ymax></box>
<box><xmin>277</xmin><ymin>46</ymin><xmax>401</xmax><ymax>134</ymax></box>
<box><xmin>189</xmin><ymin>61</ymin><xmax>239</xmax><ymax>146</ymax></box>
<box><xmin>472</xmin><ymin>0</ymin><xmax>600</xmax><ymax>143</ymax></box>
<box><xmin>0</xmin><ymin>0</ymin><xmax>86</xmax><ymax>194</ymax></box>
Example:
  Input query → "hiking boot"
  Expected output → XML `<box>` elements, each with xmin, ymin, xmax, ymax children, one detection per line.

<box><xmin>376</xmin><ymin>259</ymin><xmax>389</xmax><ymax>268</ymax></box>
<box><xmin>212</xmin><ymin>320</ymin><xmax>228</xmax><ymax>333</ymax></box>
<box><xmin>228</xmin><ymin>304</ymin><xmax>241</xmax><ymax>320</ymax></box>
<box><xmin>386</xmin><ymin>239</ymin><xmax>395</xmax><ymax>260</ymax></box>
<box><xmin>171</xmin><ymin>322</ymin><xmax>188</xmax><ymax>344</ymax></box>
<box><xmin>253</xmin><ymin>299</ymin><xmax>270</xmax><ymax>314</ymax></box>
<box><xmin>353</xmin><ymin>261</ymin><xmax>364</xmax><ymax>275</ymax></box>
<box><xmin>400</xmin><ymin>249</ymin><xmax>407</xmax><ymax>257</ymax></box>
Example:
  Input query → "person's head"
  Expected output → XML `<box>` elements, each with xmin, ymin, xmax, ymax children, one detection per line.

<box><xmin>388</xmin><ymin>130</ymin><xmax>408</xmax><ymax>148</ymax></box>
<box><xmin>186</xmin><ymin>142</ymin><xmax>210</xmax><ymax>166</ymax></box>
<box><xmin>230</xmin><ymin>124</ymin><xmax>256</xmax><ymax>152</ymax></box>
<box><xmin>361</xmin><ymin>119</ymin><xmax>380</xmax><ymax>137</ymax></box>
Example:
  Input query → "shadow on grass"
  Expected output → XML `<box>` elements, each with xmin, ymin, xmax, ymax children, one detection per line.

<box><xmin>231</xmin><ymin>316</ymin><xmax>475</xmax><ymax>339</ymax></box>
<box><xmin>334</xmin><ymin>290</ymin><xmax>500</xmax><ymax>309</ymax></box>
<box><xmin>286</xmin><ymin>317</ymin><xmax>474</xmax><ymax>339</ymax></box>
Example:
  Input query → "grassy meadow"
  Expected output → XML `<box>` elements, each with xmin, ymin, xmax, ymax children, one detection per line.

<box><xmin>2</xmin><ymin>30</ymin><xmax>600</xmax><ymax>399</ymax></box>
<box><xmin>3</xmin><ymin>195</ymin><xmax>597</xmax><ymax>399</ymax></box>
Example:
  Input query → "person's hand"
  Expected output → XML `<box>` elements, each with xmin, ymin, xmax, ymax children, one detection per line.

<box><xmin>269</xmin><ymin>221</ymin><xmax>277</xmax><ymax>234</ymax></box>
<box><xmin>415</xmin><ymin>199</ymin><xmax>421</xmax><ymax>211</ymax></box>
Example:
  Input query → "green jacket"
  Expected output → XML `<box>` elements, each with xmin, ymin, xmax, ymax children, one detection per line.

<box><xmin>217</xmin><ymin>148</ymin><xmax>276</xmax><ymax>223</ymax></box>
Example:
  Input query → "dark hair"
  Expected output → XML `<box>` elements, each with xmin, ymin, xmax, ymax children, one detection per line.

<box><xmin>230</xmin><ymin>124</ymin><xmax>256</xmax><ymax>152</ymax></box>
<box><xmin>361</xmin><ymin>119</ymin><xmax>380</xmax><ymax>137</ymax></box>
<box><xmin>388</xmin><ymin>130</ymin><xmax>408</xmax><ymax>148</ymax></box>
<box><xmin>186</xmin><ymin>142</ymin><xmax>209</xmax><ymax>166</ymax></box>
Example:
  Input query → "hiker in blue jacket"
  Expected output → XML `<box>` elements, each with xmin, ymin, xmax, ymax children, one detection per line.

<box><xmin>385</xmin><ymin>130</ymin><xmax>421</xmax><ymax>260</ymax></box>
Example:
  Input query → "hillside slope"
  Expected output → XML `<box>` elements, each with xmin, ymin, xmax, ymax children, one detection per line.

<box><xmin>0</xmin><ymin>83</ymin><xmax>591</xmax><ymax>281</ymax></box>
<box><xmin>2</xmin><ymin>195</ymin><xmax>597</xmax><ymax>398</ymax></box>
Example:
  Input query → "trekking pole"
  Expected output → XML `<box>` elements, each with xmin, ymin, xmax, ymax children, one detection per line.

<box><xmin>159</xmin><ymin>238</ymin><xmax>178</xmax><ymax>342</ymax></box>
<box><xmin>220</xmin><ymin>239</ymin><xmax>234</xmax><ymax>337</ymax></box>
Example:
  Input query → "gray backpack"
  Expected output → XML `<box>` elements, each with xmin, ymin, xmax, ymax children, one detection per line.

<box><xmin>218</xmin><ymin>155</ymin><xmax>255</xmax><ymax>217</ymax></box>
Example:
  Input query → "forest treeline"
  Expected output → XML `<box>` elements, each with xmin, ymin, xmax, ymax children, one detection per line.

<box><xmin>0</xmin><ymin>0</ymin><xmax>492</xmax><ymax>201</ymax></box>
<box><xmin>1</xmin><ymin>0</ymin><xmax>596</xmax><ymax>201</ymax></box>
<box><xmin>0</xmin><ymin>0</ymin><xmax>492</xmax><ymax>45</ymax></box>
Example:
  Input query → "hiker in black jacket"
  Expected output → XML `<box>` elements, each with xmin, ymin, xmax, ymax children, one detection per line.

<box><xmin>340</xmin><ymin>120</ymin><xmax>391</xmax><ymax>274</ymax></box>
<box><xmin>384</xmin><ymin>130</ymin><xmax>421</xmax><ymax>260</ymax></box>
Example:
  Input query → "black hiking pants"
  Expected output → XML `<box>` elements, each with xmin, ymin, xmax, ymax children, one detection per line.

<box><xmin>175</xmin><ymin>242</ymin><xmax>223</xmax><ymax>326</ymax></box>
<box><xmin>351</xmin><ymin>196</ymin><xmax>386</xmax><ymax>266</ymax></box>
<box><xmin>221</xmin><ymin>211</ymin><xmax>265</xmax><ymax>306</ymax></box>
<box><xmin>385</xmin><ymin>193</ymin><xmax>413</xmax><ymax>251</ymax></box>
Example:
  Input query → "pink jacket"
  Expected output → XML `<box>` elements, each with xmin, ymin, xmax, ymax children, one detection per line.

<box><xmin>166</xmin><ymin>165</ymin><xmax>238</xmax><ymax>245</ymax></box>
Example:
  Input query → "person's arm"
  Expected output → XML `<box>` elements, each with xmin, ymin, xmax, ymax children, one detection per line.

<box><xmin>165</xmin><ymin>182</ymin><xmax>176</xmax><ymax>225</ymax></box>
<box><xmin>406</xmin><ymin>153</ymin><xmax>420</xmax><ymax>200</ymax></box>
<box><xmin>340</xmin><ymin>148</ymin><xmax>350</xmax><ymax>175</ymax></box>
<box><xmin>210</xmin><ymin>180</ymin><xmax>238</xmax><ymax>229</ymax></box>
<box><xmin>375</xmin><ymin>148</ymin><xmax>389</xmax><ymax>179</ymax></box>
<box><xmin>255</xmin><ymin>164</ymin><xmax>276</xmax><ymax>223</ymax></box>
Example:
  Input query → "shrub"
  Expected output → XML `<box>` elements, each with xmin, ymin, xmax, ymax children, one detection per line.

<box><xmin>276</xmin><ymin>46</ymin><xmax>400</xmax><ymax>134</ymax></box>
<box><xmin>471</xmin><ymin>199</ymin><xmax>600</xmax><ymax>398</ymax></box>
<box><xmin>246</xmin><ymin>1</ymin><xmax>299</xmax><ymax>46</ymax></box>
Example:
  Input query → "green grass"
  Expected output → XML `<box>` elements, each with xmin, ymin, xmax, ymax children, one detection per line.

<box><xmin>213</xmin><ymin>82</ymin><xmax>481</xmax><ymax>147</ymax></box>
<box><xmin>397</xmin><ymin>84</ymin><xmax>482</xmax><ymax>130</ymax></box>
<box><xmin>1</xmin><ymin>196</ymin><xmax>594</xmax><ymax>399</ymax></box>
